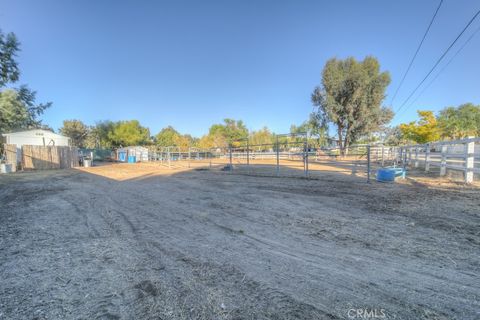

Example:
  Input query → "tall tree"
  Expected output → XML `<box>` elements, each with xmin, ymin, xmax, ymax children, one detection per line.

<box><xmin>249</xmin><ymin>127</ymin><xmax>273</xmax><ymax>150</ymax></box>
<box><xmin>312</xmin><ymin>56</ymin><xmax>393</xmax><ymax>155</ymax></box>
<box><xmin>0</xmin><ymin>28</ymin><xmax>51</xmax><ymax>134</ymax></box>
<box><xmin>0</xmin><ymin>89</ymin><xmax>29</xmax><ymax>133</ymax></box>
<box><xmin>85</xmin><ymin>121</ymin><xmax>115</xmax><ymax>148</ymax></box>
<box><xmin>399</xmin><ymin>111</ymin><xmax>440</xmax><ymax>144</ymax></box>
<box><xmin>59</xmin><ymin>120</ymin><xmax>89</xmax><ymax>147</ymax></box>
<box><xmin>156</xmin><ymin>126</ymin><xmax>181</xmax><ymax>147</ymax></box>
<box><xmin>108</xmin><ymin>120</ymin><xmax>149</xmax><ymax>147</ymax></box>
<box><xmin>207</xmin><ymin>119</ymin><xmax>248</xmax><ymax>147</ymax></box>
<box><xmin>437</xmin><ymin>103</ymin><xmax>480</xmax><ymax>139</ymax></box>
<box><xmin>0</xmin><ymin>30</ymin><xmax>20</xmax><ymax>87</ymax></box>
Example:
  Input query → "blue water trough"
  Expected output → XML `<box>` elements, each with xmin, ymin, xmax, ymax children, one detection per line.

<box><xmin>376</xmin><ymin>167</ymin><xmax>406</xmax><ymax>182</ymax></box>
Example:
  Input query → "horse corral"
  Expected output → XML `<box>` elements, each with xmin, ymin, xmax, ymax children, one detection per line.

<box><xmin>0</xmin><ymin>160</ymin><xmax>479</xmax><ymax>319</ymax></box>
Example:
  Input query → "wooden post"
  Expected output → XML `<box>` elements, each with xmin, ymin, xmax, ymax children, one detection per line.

<box><xmin>425</xmin><ymin>144</ymin><xmax>430</xmax><ymax>172</ymax></box>
<box><xmin>440</xmin><ymin>144</ymin><xmax>447</xmax><ymax>176</ymax></box>
<box><xmin>465</xmin><ymin>138</ymin><xmax>474</xmax><ymax>183</ymax></box>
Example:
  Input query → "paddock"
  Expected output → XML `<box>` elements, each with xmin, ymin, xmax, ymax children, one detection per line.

<box><xmin>1</xmin><ymin>163</ymin><xmax>479</xmax><ymax>319</ymax></box>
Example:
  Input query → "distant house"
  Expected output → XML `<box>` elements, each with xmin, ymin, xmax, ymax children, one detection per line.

<box><xmin>2</xmin><ymin>129</ymin><xmax>71</xmax><ymax>147</ymax></box>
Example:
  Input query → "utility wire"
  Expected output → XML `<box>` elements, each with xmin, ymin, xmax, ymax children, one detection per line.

<box><xmin>398</xmin><ymin>23</ymin><xmax>480</xmax><ymax>118</ymax></box>
<box><xmin>390</xmin><ymin>0</ymin><xmax>443</xmax><ymax>106</ymax></box>
<box><xmin>396</xmin><ymin>8</ymin><xmax>480</xmax><ymax>115</ymax></box>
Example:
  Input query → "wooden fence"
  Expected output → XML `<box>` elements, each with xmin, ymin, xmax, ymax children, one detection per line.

<box><xmin>7</xmin><ymin>145</ymin><xmax>80</xmax><ymax>170</ymax></box>
<box><xmin>3</xmin><ymin>144</ymin><xmax>17</xmax><ymax>172</ymax></box>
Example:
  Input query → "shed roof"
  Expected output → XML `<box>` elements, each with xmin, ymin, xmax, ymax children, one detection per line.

<box><xmin>2</xmin><ymin>129</ymin><xmax>68</xmax><ymax>139</ymax></box>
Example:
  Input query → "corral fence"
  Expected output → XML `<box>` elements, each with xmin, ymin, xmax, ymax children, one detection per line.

<box><xmin>144</xmin><ymin>135</ymin><xmax>479</xmax><ymax>184</ymax></box>
<box><xmin>146</xmin><ymin>133</ymin><xmax>379</xmax><ymax>182</ymax></box>
<box><xmin>394</xmin><ymin>136</ymin><xmax>480</xmax><ymax>183</ymax></box>
<box><xmin>2</xmin><ymin>144</ymin><xmax>79</xmax><ymax>171</ymax></box>
<box><xmin>79</xmin><ymin>148</ymin><xmax>114</xmax><ymax>162</ymax></box>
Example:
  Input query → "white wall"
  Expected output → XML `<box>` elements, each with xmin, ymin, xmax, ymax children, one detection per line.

<box><xmin>4</xmin><ymin>130</ymin><xmax>70</xmax><ymax>147</ymax></box>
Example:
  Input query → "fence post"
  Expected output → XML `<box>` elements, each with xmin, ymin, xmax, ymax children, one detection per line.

<box><xmin>465</xmin><ymin>138</ymin><xmax>474</xmax><ymax>183</ymax></box>
<box><xmin>425</xmin><ymin>144</ymin><xmax>430</xmax><ymax>172</ymax></box>
<box><xmin>276</xmin><ymin>135</ymin><xmax>280</xmax><ymax>176</ymax></box>
<box><xmin>246</xmin><ymin>138</ymin><xmax>249</xmax><ymax>166</ymax></box>
<box><xmin>440</xmin><ymin>144</ymin><xmax>447</xmax><ymax>176</ymax></box>
<box><xmin>229</xmin><ymin>144</ymin><xmax>232</xmax><ymax>169</ymax></box>
<box><xmin>168</xmin><ymin>147</ymin><xmax>171</xmax><ymax>168</ymax></box>
<box><xmin>304</xmin><ymin>141</ymin><xmax>309</xmax><ymax>177</ymax></box>
<box><xmin>381</xmin><ymin>145</ymin><xmax>385</xmax><ymax>167</ymax></box>
<box><xmin>414</xmin><ymin>147</ymin><xmax>419</xmax><ymax>168</ymax></box>
<box><xmin>367</xmin><ymin>145</ymin><xmax>371</xmax><ymax>183</ymax></box>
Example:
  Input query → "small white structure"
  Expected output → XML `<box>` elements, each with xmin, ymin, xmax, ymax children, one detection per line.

<box><xmin>117</xmin><ymin>146</ymin><xmax>149</xmax><ymax>162</ymax></box>
<box><xmin>2</xmin><ymin>129</ymin><xmax>71</xmax><ymax>164</ymax></box>
<box><xmin>2</xmin><ymin>129</ymin><xmax>70</xmax><ymax>147</ymax></box>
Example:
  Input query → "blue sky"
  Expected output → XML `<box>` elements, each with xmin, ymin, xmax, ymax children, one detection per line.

<box><xmin>1</xmin><ymin>0</ymin><xmax>479</xmax><ymax>137</ymax></box>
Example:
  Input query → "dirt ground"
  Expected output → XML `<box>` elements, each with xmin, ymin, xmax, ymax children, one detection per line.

<box><xmin>0</xmin><ymin>162</ymin><xmax>479</xmax><ymax>319</ymax></box>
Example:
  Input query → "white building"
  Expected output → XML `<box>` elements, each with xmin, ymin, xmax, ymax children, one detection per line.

<box><xmin>2</xmin><ymin>129</ymin><xmax>71</xmax><ymax>147</ymax></box>
<box><xmin>2</xmin><ymin>129</ymin><xmax>71</xmax><ymax>164</ymax></box>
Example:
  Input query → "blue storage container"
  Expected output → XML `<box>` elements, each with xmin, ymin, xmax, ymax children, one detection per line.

<box><xmin>376</xmin><ymin>168</ymin><xmax>396</xmax><ymax>182</ymax></box>
<box><xmin>118</xmin><ymin>151</ymin><xmax>127</xmax><ymax>162</ymax></box>
<box><xmin>127</xmin><ymin>155</ymin><xmax>136</xmax><ymax>163</ymax></box>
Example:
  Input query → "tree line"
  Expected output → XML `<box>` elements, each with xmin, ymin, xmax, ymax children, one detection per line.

<box><xmin>58</xmin><ymin>117</ymin><xmax>329</xmax><ymax>150</ymax></box>
<box><xmin>393</xmin><ymin>104</ymin><xmax>480</xmax><ymax>144</ymax></box>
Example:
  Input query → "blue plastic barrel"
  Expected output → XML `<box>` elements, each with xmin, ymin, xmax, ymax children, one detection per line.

<box><xmin>376</xmin><ymin>168</ymin><xmax>396</xmax><ymax>182</ymax></box>
<box><xmin>127</xmin><ymin>155</ymin><xmax>136</xmax><ymax>163</ymax></box>
<box><xmin>118</xmin><ymin>151</ymin><xmax>127</xmax><ymax>162</ymax></box>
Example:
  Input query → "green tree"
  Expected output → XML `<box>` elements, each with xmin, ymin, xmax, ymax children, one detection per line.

<box><xmin>382</xmin><ymin>126</ymin><xmax>405</xmax><ymax>146</ymax></box>
<box><xmin>0</xmin><ymin>89</ymin><xmax>29</xmax><ymax>133</ymax></box>
<box><xmin>59</xmin><ymin>120</ymin><xmax>89</xmax><ymax>147</ymax></box>
<box><xmin>249</xmin><ymin>127</ymin><xmax>273</xmax><ymax>150</ymax></box>
<box><xmin>289</xmin><ymin>113</ymin><xmax>329</xmax><ymax>147</ymax></box>
<box><xmin>0</xmin><ymin>30</ymin><xmax>20</xmax><ymax>87</ymax></box>
<box><xmin>108</xmin><ymin>120</ymin><xmax>149</xmax><ymax>147</ymax></box>
<box><xmin>85</xmin><ymin>121</ymin><xmax>115</xmax><ymax>148</ymax></box>
<box><xmin>399</xmin><ymin>111</ymin><xmax>440</xmax><ymax>144</ymax></box>
<box><xmin>156</xmin><ymin>126</ymin><xmax>181</xmax><ymax>147</ymax></box>
<box><xmin>0</xmin><ymin>29</ymin><xmax>51</xmax><ymax>135</ymax></box>
<box><xmin>312</xmin><ymin>56</ymin><xmax>393</xmax><ymax>155</ymax></box>
<box><xmin>437</xmin><ymin>103</ymin><xmax>480</xmax><ymax>139</ymax></box>
<box><xmin>208</xmin><ymin>119</ymin><xmax>248</xmax><ymax>147</ymax></box>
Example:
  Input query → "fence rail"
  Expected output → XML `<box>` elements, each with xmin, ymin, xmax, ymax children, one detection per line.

<box><xmin>143</xmin><ymin>136</ymin><xmax>479</xmax><ymax>184</ymax></box>
<box><xmin>395</xmin><ymin>136</ymin><xmax>480</xmax><ymax>183</ymax></box>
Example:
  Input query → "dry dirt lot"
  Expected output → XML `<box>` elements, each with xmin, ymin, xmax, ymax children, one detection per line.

<box><xmin>0</xmin><ymin>163</ymin><xmax>479</xmax><ymax>319</ymax></box>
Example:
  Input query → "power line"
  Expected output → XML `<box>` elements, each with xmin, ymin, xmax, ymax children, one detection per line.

<box><xmin>390</xmin><ymin>0</ymin><xmax>443</xmax><ymax>106</ymax></box>
<box><xmin>395</xmin><ymin>8</ymin><xmax>480</xmax><ymax>115</ymax></box>
<box><xmin>398</xmin><ymin>23</ymin><xmax>480</xmax><ymax>118</ymax></box>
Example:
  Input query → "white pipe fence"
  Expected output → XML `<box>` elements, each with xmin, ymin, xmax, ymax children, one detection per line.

<box><xmin>394</xmin><ymin>137</ymin><xmax>479</xmax><ymax>183</ymax></box>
